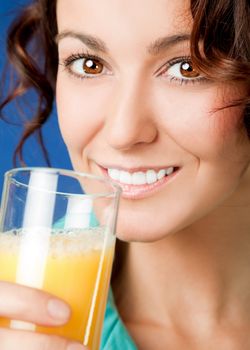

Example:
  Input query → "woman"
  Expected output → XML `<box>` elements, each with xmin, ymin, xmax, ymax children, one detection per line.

<box><xmin>0</xmin><ymin>0</ymin><xmax>250</xmax><ymax>349</ymax></box>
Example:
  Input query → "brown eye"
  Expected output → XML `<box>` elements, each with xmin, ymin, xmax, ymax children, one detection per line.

<box><xmin>161</xmin><ymin>58</ymin><xmax>203</xmax><ymax>83</ymax></box>
<box><xmin>83</xmin><ymin>58</ymin><xmax>103</xmax><ymax>74</ymax></box>
<box><xmin>180</xmin><ymin>61</ymin><xmax>200</xmax><ymax>78</ymax></box>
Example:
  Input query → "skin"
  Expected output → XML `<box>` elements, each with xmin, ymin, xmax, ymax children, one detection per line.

<box><xmin>56</xmin><ymin>0</ymin><xmax>250</xmax><ymax>349</ymax></box>
<box><xmin>56</xmin><ymin>0</ymin><xmax>250</xmax><ymax>242</ymax></box>
<box><xmin>0</xmin><ymin>0</ymin><xmax>249</xmax><ymax>349</ymax></box>
<box><xmin>0</xmin><ymin>282</ymin><xmax>86</xmax><ymax>349</ymax></box>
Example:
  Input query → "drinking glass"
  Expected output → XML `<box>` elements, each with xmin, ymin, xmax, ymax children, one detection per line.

<box><xmin>0</xmin><ymin>167</ymin><xmax>121</xmax><ymax>350</ymax></box>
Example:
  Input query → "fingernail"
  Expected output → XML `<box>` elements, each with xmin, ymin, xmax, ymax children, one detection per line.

<box><xmin>67</xmin><ymin>343</ymin><xmax>86</xmax><ymax>350</ymax></box>
<box><xmin>47</xmin><ymin>298</ymin><xmax>71</xmax><ymax>321</ymax></box>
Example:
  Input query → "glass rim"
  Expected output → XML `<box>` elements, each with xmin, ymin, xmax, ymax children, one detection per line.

<box><xmin>4</xmin><ymin>167</ymin><xmax>122</xmax><ymax>198</ymax></box>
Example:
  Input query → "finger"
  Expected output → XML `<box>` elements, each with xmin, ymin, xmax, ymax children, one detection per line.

<box><xmin>0</xmin><ymin>327</ymin><xmax>87</xmax><ymax>350</ymax></box>
<box><xmin>0</xmin><ymin>281</ymin><xmax>71</xmax><ymax>326</ymax></box>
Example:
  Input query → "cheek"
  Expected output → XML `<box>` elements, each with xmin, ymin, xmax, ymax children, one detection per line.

<box><xmin>155</xmin><ymin>85</ymin><xmax>245</xmax><ymax>162</ymax></box>
<box><xmin>56</xmin><ymin>75</ymin><xmax>111</xmax><ymax>154</ymax></box>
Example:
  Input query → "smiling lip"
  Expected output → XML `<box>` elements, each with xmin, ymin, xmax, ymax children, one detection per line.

<box><xmin>98</xmin><ymin>165</ymin><xmax>180</xmax><ymax>199</ymax></box>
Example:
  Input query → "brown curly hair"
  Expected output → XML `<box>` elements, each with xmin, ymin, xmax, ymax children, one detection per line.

<box><xmin>0</xmin><ymin>0</ymin><xmax>250</xmax><ymax>164</ymax></box>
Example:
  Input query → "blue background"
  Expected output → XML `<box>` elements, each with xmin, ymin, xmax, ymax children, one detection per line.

<box><xmin>0</xmin><ymin>0</ymin><xmax>71</xmax><ymax>195</ymax></box>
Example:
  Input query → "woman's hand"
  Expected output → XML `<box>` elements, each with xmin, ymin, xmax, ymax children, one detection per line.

<box><xmin>0</xmin><ymin>281</ymin><xmax>88</xmax><ymax>350</ymax></box>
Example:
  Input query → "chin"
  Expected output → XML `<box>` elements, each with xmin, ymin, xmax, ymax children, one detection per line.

<box><xmin>115</xmin><ymin>215</ymin><xmax>179</xmax><ymax>243</ymax></box>
<box><xmin>114</xmin><ymin>201</ymin><xmax>212</xmax><ymax>243</ymax></box>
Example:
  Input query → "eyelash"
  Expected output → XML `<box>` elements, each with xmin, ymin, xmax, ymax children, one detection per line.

<box><xmin>62</xmin><ymin>51</ymin><xmax>108</xmax><ymax>80</ymax></box>
<box><xmin>61</xmin><ymin>52</ymin><xmax>208</xmax><ymax>86</ymax></box>
<box><xmin>161</xmin><ymin>56</ymin><xmax>208</xmax><ymax>86</ymax></box>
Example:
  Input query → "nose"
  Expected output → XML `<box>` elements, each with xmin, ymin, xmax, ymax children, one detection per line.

<box><xmin>103</xmin><ymin>79</ymin><xmax>158</xmax><ymax>151</ymax></box>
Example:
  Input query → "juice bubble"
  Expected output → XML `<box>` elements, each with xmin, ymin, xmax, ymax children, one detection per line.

<box><xmin>0</xmin><ymin>227</ymin><xmax>114</xmax><ymax>257</ymax></box>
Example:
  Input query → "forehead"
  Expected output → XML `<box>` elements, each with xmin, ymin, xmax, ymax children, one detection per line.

<box><xmin>56</xmin><ymin>0</ymin><xmax>193</xmax><ymax>46</ymax></box>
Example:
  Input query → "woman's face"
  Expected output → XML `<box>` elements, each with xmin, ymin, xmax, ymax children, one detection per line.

<box><xmin>56</xmin><ymin>0</ymin><xmax>250</xmax><ymax>242</ymax></box>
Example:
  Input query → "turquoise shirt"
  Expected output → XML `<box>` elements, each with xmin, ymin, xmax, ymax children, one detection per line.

<box><xmin>100</xmin><ymin>291</ymin><xmax>138</xmax><ymax>349</ymax></box>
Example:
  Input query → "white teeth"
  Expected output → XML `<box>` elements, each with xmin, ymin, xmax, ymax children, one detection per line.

<box><xmin>157</xmin><ymin>169</ymin><xmax>165</xmax><ymax>180</ymax></box>
<box><xmin>166</xmin><ymin>167</ymin><xmax>174</xmax><ymax>176</ymax></box>
<box><xmin>132</xmin><ymin>172</ymin><xmax>147</xmax><ymax>185</ymax></box>
<box><xmin>107</xmin><ymin>168</ymin><xmax>120</xmax><ymax>180</ymax></box>
<box><xmin>119</xmin><ymin>171</ymin><xmax>132</xmax><ymax>184</ymax></box>
<box><xmin>146</xmin><ymin>170</ymin><xmax>157</xmax><ymax>184</ymax></box>
<box><xmin>107</xmin><ymin>167</ymin><xmax>176</xmax><ymax>185</ymax></box>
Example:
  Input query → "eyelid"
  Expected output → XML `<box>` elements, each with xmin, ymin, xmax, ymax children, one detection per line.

<box><xmin>155</xmin><ymin>55</ymin><xmax>193</xmax><ymax>77</ymax></box>
<box><xmin>155</xmin><ymin>55</ymin><xmax>211</xmax><ymax>86</ymax></box>
<box><xmin>63</xmin><ymin>51</ymin><xmax>107</xmax><ymax>67</ymax></box>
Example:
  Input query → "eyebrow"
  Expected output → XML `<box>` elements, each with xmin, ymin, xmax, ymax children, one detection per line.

<box><xmin>55</xmin><ymin>31</ymin><xmax>191</xmax><ymax>55</ymax></box>
<box><xmin>147</xmin><ymin>34</ymin><xmax>191</xmax><ymax>55</ymax></box>
<box><xmin>55</xmin><ymin>31</ymin><xmax>108</xmax><ymax>53</ymax></box>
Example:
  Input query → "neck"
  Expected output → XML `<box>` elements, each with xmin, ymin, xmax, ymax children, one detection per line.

<box><xmin>113</xmin><ymin>203</ymin><xmax>250</xmax><ymax>334</ymax></box>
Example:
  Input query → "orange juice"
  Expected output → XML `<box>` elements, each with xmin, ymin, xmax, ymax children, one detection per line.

<box><xmin>0</xmin><ymin>228</ymin><xmax>115</xmax><ymax>350</ymax></box>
